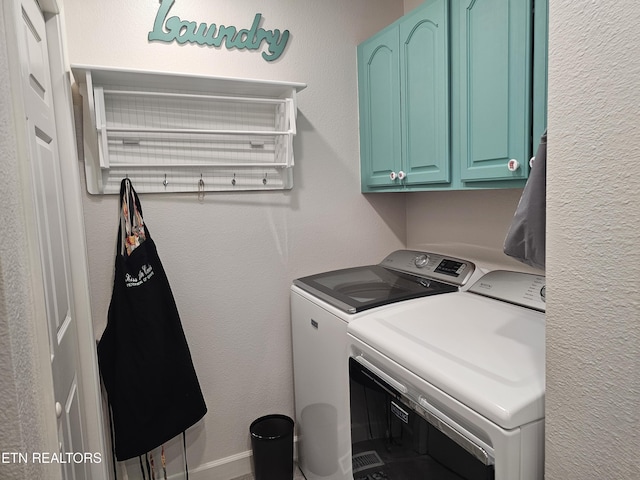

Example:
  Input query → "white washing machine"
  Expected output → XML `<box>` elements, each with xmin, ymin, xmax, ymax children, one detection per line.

<box><xmin>291</xmin><ymin>250</ymin><xmax>479</xmax><ymax>480</ymax></box>
<box><xmin>347</xmin><ymin>270</ymin><xmax>546</xmax><ymax>480</ymax></box>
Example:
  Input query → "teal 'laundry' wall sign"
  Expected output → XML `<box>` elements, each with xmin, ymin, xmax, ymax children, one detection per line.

<box><xmin>148</xmin><ymin>0</ymin><xmax>290</xmax><ymax>61</ymax></box>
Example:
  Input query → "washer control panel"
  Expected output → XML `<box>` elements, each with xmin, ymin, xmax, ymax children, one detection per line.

<box><xmin>379</xmin><ymin>250</ymin><xmax>476</xmax><ymax>287</ymax></box>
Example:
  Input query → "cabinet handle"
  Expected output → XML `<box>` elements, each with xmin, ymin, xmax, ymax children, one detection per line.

<box><xmin>397</xmin><ymin>170</ymin><xmax>406</xmax><ymax>180</ymax></box>
<box><xmin>507</xmin><ymin>159</ymin><xmax>520</xmax><ymax>172</ymax></box>
<box><xmin>389</xmin><ymin>171</ymin><xmax>398</xmax><ymax>181</ymax></box>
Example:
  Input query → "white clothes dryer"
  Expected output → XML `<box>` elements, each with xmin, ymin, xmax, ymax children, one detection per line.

<box><xmin>347</xmin><ymin>270</ymin><xmax>546</xmax><ymax>480</ymax></box>
<box><xmin>291</xmin><ymin>250</ymin><xmax>479</xmax><ymax>480</ymax></box>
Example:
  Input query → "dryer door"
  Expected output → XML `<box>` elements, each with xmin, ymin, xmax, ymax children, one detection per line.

<box><xmin>349</xmin><ymin>356</ymin><xmax>495</xmax><ymax>480</ymax></box>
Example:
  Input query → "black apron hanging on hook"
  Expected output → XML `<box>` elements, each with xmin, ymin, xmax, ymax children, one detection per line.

<box><xmin>98</xmin><ymin>178</ymin><xmax>207</xmax><ymax>461</ymax></box>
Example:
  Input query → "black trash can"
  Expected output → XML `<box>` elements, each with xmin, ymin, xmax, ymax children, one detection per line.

<box><xmin>250</xmin><ymin>414</ymin><xmax>294</xmax><ymax>480</ymax></box>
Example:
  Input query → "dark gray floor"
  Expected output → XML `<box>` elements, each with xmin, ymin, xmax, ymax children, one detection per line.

<box><xmin>231</xmin><ymin>466</ymin><xmax>305</xmax><ymax>480</ymax></box>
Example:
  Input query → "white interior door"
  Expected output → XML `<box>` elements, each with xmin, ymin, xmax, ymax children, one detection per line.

<box><xmin>18</xmin><ymin>1</ymin><xmax>88</xmax><ymax>478</ymax></box>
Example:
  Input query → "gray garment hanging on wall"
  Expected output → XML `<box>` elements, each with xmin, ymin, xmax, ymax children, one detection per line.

<box><xmin>503</xmin><ymin>130</ymin><xmax>547</xmax><ymax>269</ymax></box>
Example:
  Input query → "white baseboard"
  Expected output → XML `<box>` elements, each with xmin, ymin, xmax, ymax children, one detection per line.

<box><xmin>165</xmin><ymin>436</ymin><xmax>298</xmax><ymax>480</ymax></box>
<box><xmin>184</xmin><ymin>450</ymin><xmax>253</xmax><ymax>480</ymax></box>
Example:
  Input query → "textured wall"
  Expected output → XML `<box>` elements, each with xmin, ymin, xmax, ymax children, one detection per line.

<box><xmin>62</xmin><ymin>0</ymin><xmax>406</xmax><ymax>474</ymax></box>
<box><xmin>0</xmin><ymin>4</ymin><xmax>56</xmax><ymax>478</ymax></box>
<box><xmin>546</xmin><ymin>1</ymin><xmax>640</xmax><ymax>478</ymax></box>
<box><xmin>0</xmin><ymin>31</ymin><xmax>32</xmax><ymax>478</ymax></box>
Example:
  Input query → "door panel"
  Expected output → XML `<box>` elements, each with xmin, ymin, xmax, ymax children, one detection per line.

<box><xmin>33</xmin><ymin>128</ymin><xmax>70</xmax><ymax>334</ymax></box>
<box><xmin>63</xmin><ymin>378</ymin><xmax>88</xmax><ymax>480</ymax></box>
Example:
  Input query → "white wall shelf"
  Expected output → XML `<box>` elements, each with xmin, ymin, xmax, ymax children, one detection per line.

<box><xmin>72</xmin><ymin>65</ymin><xmax>306</xmax><ymax>194</ymax></box>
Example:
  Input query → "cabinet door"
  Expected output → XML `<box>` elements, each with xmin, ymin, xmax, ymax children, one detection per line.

<box><xmin>532</xmin><ymin>0</ymin><xmax>548</xmax><ymax>144</ymax></box>
<box><xmin>457</xmin><ymin>0</ymin><xmax>531</xmax><ymax>182</ymax></box>
<box><xmin>401</xmin><ymin>0</ymin><xmax>450</xmax><ymax>185</ymax></box>
<box><xmin>358</xmin><ymin>26</ymin><xmax>402</xmax><ymax>189</ymax></box>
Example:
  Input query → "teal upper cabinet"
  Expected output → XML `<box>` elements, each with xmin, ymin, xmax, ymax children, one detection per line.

<box><xmin>358</xmin><ymin>0</ymin><xmax>449</xmax><ymax>190</ymax></box>
<box><xmin>359</xmin><ymin>0</ymin><xmax>548</xmax><ymax>192</ymax></box>
<box><xmin>454</xmin><ymin>0</ymin><xmax>531</xmax><ymax>183</ymax></box>
<box><xmin>401</xmin><ymin>3</ymin><xmax>450</xmax><ymax>186</ymax></box>
<box><xmin>358</xmin><ymin>26</ymin><xmax>402</xmax><ymax>188</ymax></box>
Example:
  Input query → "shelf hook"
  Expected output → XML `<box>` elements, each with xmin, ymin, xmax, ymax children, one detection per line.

<box><xmin>231</xmin><ymin>173</ymin><xmax>236</xmax><ymax>186</ymax></box>
<box><xmin>263</xmin><ymin>173</ymin><xmax>268</xmax><ymax>186</ymax></box>
<box><xmin>163</xmin><ymin>174</ymin><xmax>168</xmax><ymax>188</ymax></box>
<box><xmin>198</xmin><ymin>174</ymin><xmax>205</xmax><ymax>201</ymax></box>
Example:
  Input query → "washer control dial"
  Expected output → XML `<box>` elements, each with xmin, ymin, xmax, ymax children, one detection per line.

<box><xmin>414</xmin><ymin>254</ymin><xmax>429</xmax><ymax>268</ymax></box>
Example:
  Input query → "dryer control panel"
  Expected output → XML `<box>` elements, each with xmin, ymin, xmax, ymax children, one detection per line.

<box><xmin>469</xmin><ymin>270</ymin><xmax>546</xmax><ymax>312</ymax></box>
<box><xmin>379</xmin><ymin>250</ymin><xmax>476</xmax><ymax>287</ymax></box>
